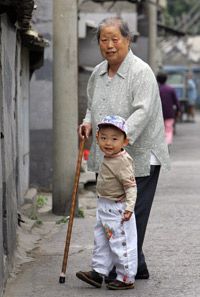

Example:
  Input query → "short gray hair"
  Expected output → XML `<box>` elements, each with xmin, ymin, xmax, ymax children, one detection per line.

<box><xmin>96</xmin><ymin>17</ymin><xmax>134</xmax><ymax>43</ymax></box>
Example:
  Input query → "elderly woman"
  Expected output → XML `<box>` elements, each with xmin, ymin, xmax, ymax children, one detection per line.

<box><xmin>78</xmin><ymin>17</ymin><xmax>170</xmax><ymax>283</ymax></box>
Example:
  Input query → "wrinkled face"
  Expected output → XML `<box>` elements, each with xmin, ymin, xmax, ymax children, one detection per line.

<box><xmin>99</xmin><ymin>25</ymin><xmax>130</xmax><ymax>67</ymax></box>
<box><xmin>96</xmin><ymin>126</ymin><xmax>128</xmax><ymax>157</ymax></box>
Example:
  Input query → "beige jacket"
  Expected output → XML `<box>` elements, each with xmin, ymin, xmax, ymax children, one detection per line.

<box><xmin>96</xmin><ymin>150</ymin><xmax>137</xmax><ymax>212</ymax></box>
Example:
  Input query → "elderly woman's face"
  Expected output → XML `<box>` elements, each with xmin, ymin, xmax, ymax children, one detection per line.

<box><xmin>99</xmin><ymin>25</ymin><xmax>130</xmax><ymax>66</ymax></box>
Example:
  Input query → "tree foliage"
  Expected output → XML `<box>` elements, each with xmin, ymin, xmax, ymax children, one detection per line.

<box><xmin>167</xmin><ymin>0</ymin><xmax>198</xmax><ymax>18</ymax></box>
<box><xmin>165</xmin><ymin>0</ymin><xmax>200</xmax><ymax>34</ymax></box>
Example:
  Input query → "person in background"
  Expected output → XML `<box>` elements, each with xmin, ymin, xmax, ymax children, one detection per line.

<box><xmin>78</xmin><ymin>17</ymin><xmax>170</xmax><ymax>281</ymax></box>
<box><xmin>186</xmin><ymin>71</ymin><xmax>197</xmax><ymax>123</ymax></box>
<box><xmin>76</xmin><ymin>115</ymin><xmax>137</xmax><ymax>290</ymax></box>
<box><xmin>157</xmin><ymin>71</ymin><xmax>180</xmax><ymax>147</ymax></box>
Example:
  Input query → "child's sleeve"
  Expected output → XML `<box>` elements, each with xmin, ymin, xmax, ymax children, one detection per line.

<box><xmin>118</xmin><ymin>159</ymin><xmax>137</xmax><ymax>212</ymax></box>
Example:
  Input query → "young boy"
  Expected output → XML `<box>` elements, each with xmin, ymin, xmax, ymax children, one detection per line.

<box><xmin>76</xmin><ymin>115</ymin><xmax>137</xmax><ymax>290</ymax></box>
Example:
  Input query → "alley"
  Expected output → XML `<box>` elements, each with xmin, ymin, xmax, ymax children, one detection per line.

<box><xmin>3</xmin><ymin>114</ymin><xmax>200</xmax><ymax>297</ymax></box>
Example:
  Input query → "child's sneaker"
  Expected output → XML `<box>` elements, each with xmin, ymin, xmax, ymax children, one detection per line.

<box><xmin>106</xmin><ymin>279</ymin><xmax>135</xmax><ymax>290</ymax></box>
<box><xmin>76</xmin><ymin>270</ymin><xmax>103</xmax><ymax>288</ymax></box>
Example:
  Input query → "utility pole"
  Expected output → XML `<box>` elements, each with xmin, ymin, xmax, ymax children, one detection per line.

<box><xmin>53</xmin><ymin>0</ymin><xmax>78</xmax><ymax>215</ymax></box>
<box><xmin>147</xmin><ymin>0</ymin><xmax>157</xmax><ymax>72</ymax></box>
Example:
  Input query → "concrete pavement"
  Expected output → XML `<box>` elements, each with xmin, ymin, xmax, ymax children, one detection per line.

<box><xmin>3</xmin><ymin>113</ymin><xmax>200</xmax><ymax>297</ymax></box>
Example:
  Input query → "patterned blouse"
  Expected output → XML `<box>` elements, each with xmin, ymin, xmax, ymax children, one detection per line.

<box><xmin>83</xmin><ymin>50</ymin><xmax>170</xmax><ymax>177</ymax></box>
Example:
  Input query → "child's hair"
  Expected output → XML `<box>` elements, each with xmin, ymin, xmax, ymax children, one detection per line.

<box><xmin>98</xmin><ymin>123</ymin><xmax>127</xmax><ymax>139</ymax></box>
<box><xmin>97</xmin><ymin>115</ymin><xmax>128</xmax><ymax>138</ymax></box>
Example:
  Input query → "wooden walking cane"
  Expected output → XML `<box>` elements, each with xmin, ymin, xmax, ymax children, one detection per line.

<box><xmin>59</xmin><ymin>138</ymin><xmax>85</xmax><ymax>284</ymax></box>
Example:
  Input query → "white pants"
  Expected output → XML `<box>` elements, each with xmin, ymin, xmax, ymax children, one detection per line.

<box><xmin>92</xmin><ymin>197</ymin><xmax>138</xmax><ymax>284</ymax></box>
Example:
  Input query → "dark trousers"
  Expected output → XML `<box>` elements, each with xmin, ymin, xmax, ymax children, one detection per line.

<box><xmin>135</xmin><ymin>165</ymin><xmax>160</xmax><ymax>270</ymax></box>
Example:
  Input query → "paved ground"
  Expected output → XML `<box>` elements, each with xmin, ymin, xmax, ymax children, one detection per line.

<box><xmin>3</xmin><ymin>114</ymin><xmax>200</xmax><ymax>297</ymax></box>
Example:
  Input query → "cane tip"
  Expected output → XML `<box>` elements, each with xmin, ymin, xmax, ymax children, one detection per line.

<box><xmin>59</xmin><ymin>273</ymin><xmax>66</xmax><ymax>284</ymax></box>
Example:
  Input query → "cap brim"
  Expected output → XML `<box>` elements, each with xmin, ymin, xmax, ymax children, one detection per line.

<box><xmin>97</xmin><ymin>123</ymin><xmax>127</xmax><ymax>135</ymax></box>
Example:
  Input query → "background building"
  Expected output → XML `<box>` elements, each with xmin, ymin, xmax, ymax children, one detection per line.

<box><xmin>32</xmin><ymin>0</ymin><xmax>200</xmax><ymax>192</ymax></box>
<box><xmin>30</xmin><ymin>0</ymin><xmax>147</xmax><ymax>190</ymax></box>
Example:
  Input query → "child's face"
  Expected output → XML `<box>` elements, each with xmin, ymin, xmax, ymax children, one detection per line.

<box><xmin>96</xmin><ymin>126</ymin><xmax>129</xmax><ymax>157</ymax></box>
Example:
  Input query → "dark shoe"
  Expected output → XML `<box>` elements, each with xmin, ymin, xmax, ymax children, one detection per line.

<box><xmin>104</xmin><ymin>266</ymin><xmax>117</xmax><ymax>284</ymax></box>
<box><xmin>104</xmin><ymin>276</ymin><xmax>116</xmax><ymax>284</ymax></box>
<box><xmin>107</xmin><ymin>279</ymin><xmax>135</xmax><ymax>290</ymax></box>
<box><xmin>76</xmin><ymin>270</ymin><xmax>103</xmax><ymax>288</ymax></box>
<box><xmin>135</xmin><ymin>267</ymin><xmax>149</xmax><ymax>279</ymax></box>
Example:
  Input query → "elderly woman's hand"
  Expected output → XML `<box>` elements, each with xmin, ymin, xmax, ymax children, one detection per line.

<box><xmin>78</xmin><ymin>122</ymin><xmax>92</xmax><ymax>139</ymax></box>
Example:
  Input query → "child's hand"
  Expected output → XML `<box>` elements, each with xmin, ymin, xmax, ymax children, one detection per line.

<box><xmin>121</xmin><ymin>210</ymin><xmax>133</xmax><ymax>224</ymax></box>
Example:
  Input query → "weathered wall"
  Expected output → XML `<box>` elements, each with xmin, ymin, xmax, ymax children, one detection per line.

<box><xmin>0</xmin><ymin>52</ymin><xmax>4</xmax><ymax>297</ymax></box>
<box><xmin>16</xmin><ymin>46</ymin><xmax>30</xmax><ymax>204</ymax></box>
<box><xmin>0</xmin><ymin>14</ymin><xmax>18</xmax><ymax>277</ymax></box>
<box><xmin>0</xmin><ymin>13</ymin><xmax>30</xmax><ymax>295</ymax></box>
